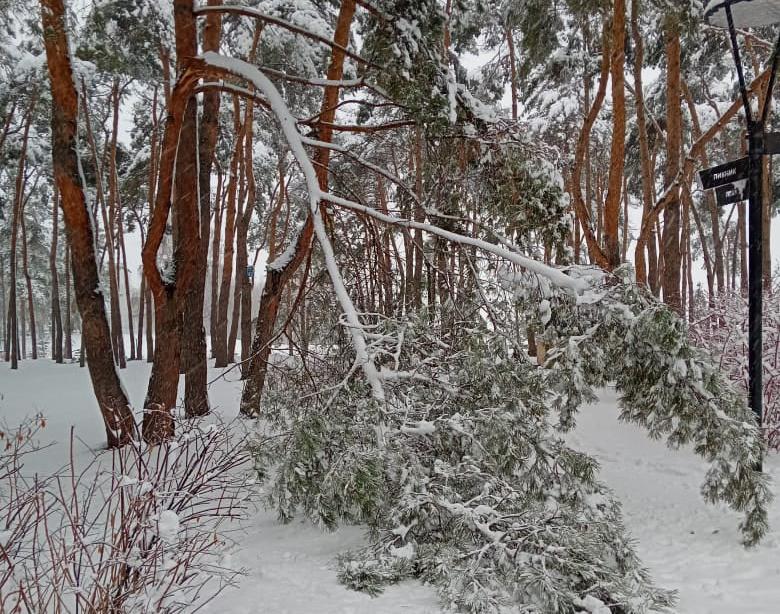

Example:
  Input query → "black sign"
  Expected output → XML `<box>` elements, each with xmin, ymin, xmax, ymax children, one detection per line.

<box><xmin>699</xmin><ymin>157</ymin><xmax>749</xmax><ymax>190</ymax></box>
<box><xmin>715</xmin><ymin>181</ymin><xmax>747</xmax><ymax>206</ymax></box>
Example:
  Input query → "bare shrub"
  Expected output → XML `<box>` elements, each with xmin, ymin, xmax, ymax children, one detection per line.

<box><xmin>688</xmin><ymin>280</ymin><xmax>780</xmax><ymax>451</ymax></box>
<box><xmin>0</xmin><ymin>417</ymin><xmax>251</xmax><ymax>613</ymax></box>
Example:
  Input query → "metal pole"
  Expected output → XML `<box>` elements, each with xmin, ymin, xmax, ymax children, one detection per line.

<box><xmin>726</xmin><ymin>5</ymin><xmax>763</xmax><ymax>467</ymax></box>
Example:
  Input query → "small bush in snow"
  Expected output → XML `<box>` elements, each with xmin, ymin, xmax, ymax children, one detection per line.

<box><xmin>0</xmin><ymin>418</ymin><xmax>250</xmax><ymax>613</ymax></box>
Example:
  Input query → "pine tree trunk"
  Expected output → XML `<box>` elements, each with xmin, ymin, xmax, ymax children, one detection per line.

<box><xmin>209</xmin><ymin>167</ymin><xmax>224</xmax><ymax>358</ymax></box>
<box><xmin>571</xmin><ymin>25</ymin><xmax>610</xmax><ymax>270</ymax></box>
<box><xmin>412</xmin><ymin>127</ymin><xmax>424</xmax><ymax>308</ymax></box>
<box><xmin>682</xmin><ymin>81</ymin><xmax>722</xmax><ymax>298</ymax></box>
<box><xmin>227</xmin><ymin>186</ymin><xmax>245</xmax><ymax>362</ymax></box>
<box><xmin>0</xmin><ymin>254</ymin><xmax>6</xmax><ymax>361</ymax></box>
<box><xmin>81</xmin><ymin>81</ymin><xmax>122</xmax><ymax>366</ymax></box>
<box><xmin>20</xmin><ymin>296</ymin><xmax>26</xmax><ymax>360</ymax></box>
<box><xmin>64</xmin><ymin>243</ymin><xmax>73</xmax><ymax>359</ymax></box>
<box><xmin>183</xmin><ymin>0</ymin><xmax>221</xmax><ymax>417</ymax></box>
<box><xmin>213</xmin><ymin>99</ymin><xmax>242</xmax><ymax>367</ymax></box>
<box><xmin>41</xmin><ymin>0</ymin><xmax>136</xmax><ymax>447</ymax></box>
<box><xmin>631</xmin><ymin>0</ymin><xmax>656</xmax><ymax>287</ymax></box>
<box><xmin>51</xmin><ymin>184</ymin><xmax>64</xmax><ymax>362</ymax></box>
<box><xmin>661</xmin><ymin>15</ymin><xmax>682</xmax><ymax>312</ymax></box>
<box><xmin>107</xmin><ymin>80</ymin><xmax>126</xmax><ymax>367</ymax></box>
<box><xmin>239</xmin><ymin>94</ymin><xmax>256</xmax><ymax>370</ymax></box>
<box><xmin>117</xmin><ymin>200</ymin><xmax>136</xmax><ymax>360</ymax></box>
<box><xmin>686</xmin><ymin>185</ymin><xmax>715</xmax><ymax>298</ymax></box>
<box><xmin>142</xmin><ymin>0</ymin><xmax>201</xmax><ymax>443</ymax></box>
<box><xmin>7</xmin><ymin>94</ymin><xmax>36</xmax><ymax>369</ymax></box>
<box><xmin>603</xmin><ymin>0</ymin><xmax>626</xmax><ymax>269</ymax></box>
<box><xmin>506</xmin><ymin>27</ymin><xmax>518</xmax><ymax>122</ymax></box>
<box><xmin>142</xmin><ymin>87</ymin><xmax>160</xmax><ymax>363</ymax></box>
<box><xmin>21</xmin><ymin>214</ymin><xmax>38</xmax><ymax>359</ymax></box>
<box><xmin>137</xmin><ymin>274</ymin><xmax>146</xmax><ymax>359</ymax></box>
<box><xmin>145</xmin><ymin>284</ymin><xmax>153</xmax><ymax>361</ymax></box>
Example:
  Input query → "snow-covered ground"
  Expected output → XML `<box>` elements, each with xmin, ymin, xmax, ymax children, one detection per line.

<box><xmin>1</xmin><ymin>361</ymin><xmax>779</xmax><ymax>613</ymax></box>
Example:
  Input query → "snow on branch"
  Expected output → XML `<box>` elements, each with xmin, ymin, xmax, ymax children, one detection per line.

<box><xmin>193</xmin><ymin>5</ymin><xmax>376</xmax><ymax>68</ymax></box>
<box><xmin>322</xmin><ymin>192</ymin><xmax>589</xmax><ymax>293</ymax></box>
<box><xmin>196</xmin><ymin>50</ymin><xmax>590</xmax><ymax>407</ymax></box>
<box><xmin>198</xmin><ymin>51</ymin><xmax>385</xmax><ymax>404</ymax></box>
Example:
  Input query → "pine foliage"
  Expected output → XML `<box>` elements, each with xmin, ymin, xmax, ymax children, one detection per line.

<box><xmin>252</xmin><ymin>311</ymin><xmax>675</xmax><ymax>613</ymax></box>
<box><xmin>528</xmin><ymin>267</ymin><xmax>772</xmax><ymax>546</ymax></box>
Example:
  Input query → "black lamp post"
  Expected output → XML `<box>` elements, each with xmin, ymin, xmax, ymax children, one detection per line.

<box><xmin>704</xmin><ymin>0</ymin><xmax>780</xmax><ymax>467</ymax></box>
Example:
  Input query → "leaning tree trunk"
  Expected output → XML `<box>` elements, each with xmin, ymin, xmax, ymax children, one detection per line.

<box><xmin>81</xmin><ymin>80</ymin><xmax>124</xmax><ymax>367</ymax></box>
<box><xmin>240</xmin><ymin>0</ymin><xmax>357</xmax><ymax>416</ymax></box>
<box><xmin>41</xmin><ymin>0</ymin><xmax>135</xmax><ymax>447</ymax></box>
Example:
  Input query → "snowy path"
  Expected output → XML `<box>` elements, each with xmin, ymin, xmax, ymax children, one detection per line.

<box><xmin>2</xmin><ymin>362</ymin><xmax>779</xmax><ymax>612</ymax></box>
<box><xmin>570</xmin><ymin>389</ymin><xmax>780</xmax><ymax>614</ymax></box>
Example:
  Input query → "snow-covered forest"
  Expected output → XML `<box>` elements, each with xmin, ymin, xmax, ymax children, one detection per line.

<box><xmin>2</xmin><ymin>0</ymin><xmax>780</xmax><ymax>612</ymax></box>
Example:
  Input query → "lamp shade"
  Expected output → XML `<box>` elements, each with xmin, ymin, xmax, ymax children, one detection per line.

<box><xmin>705</xmin><ymin>0</ymin><xmax>780</xmax><ymax>27</ymax></box>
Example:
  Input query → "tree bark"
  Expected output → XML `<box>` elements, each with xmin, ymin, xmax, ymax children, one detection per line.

<box><xmin>117</xmin><ymin>194</ymin><xmax>136</xmax><ymax>359</ymax></box>
<box><xmin>20</xmin><ymin>212</ymin><xmax>38</xmax><ymax>359</ymax></box>
<box><xmin>603</xmin><ymin>0</ymin><xmax>626</xmax><ymax>269</ymax></box>
<box><xmin>81</xmin><ymin>81</ymin><xmax>123</xmax><ymax>367</ymax></box>
<box><xmin>213</xmin><ymin>97</ymin><xmax>242</xmax><ymax>367</ymax></box>
<box><xmin>631</xmin><ymin>0</ymin><xmax>656</xmax><ymax>287</ymax></box>
<box><xmin>107</xmin><ymin>79</ymin><xmax>127</xmax><ymax>367</ymax></box>
<box><xmin>50</xmin><ymin>183</ymin><xmax>64</xmax><ymax>362</ymax></box>
<box><xmin>41</xmin><ymin>0</ymin><xmax>135</xmax><ymax>447</ymax></box>
<box><xmin>142</xmin><ymin>0</ymin><xmax>201</xmax><ymax>443</ymax></box>
<box><xmin>239</xmin><ymin>93</ymin><xmax>256</xmax><ymax>370</ymax></box>
<box><xmin>64</xmin><ymin>243</ymin><xmax>73</xmax><ymax>360</ymax></box>
<box><xmin>209</xmin><ymin>165</ymin><xmax>224</xmax><ymax>357</ymax></box>
<box><xmin>7</xmin><ymin>99</ymin><xmax>36</xmax><ymax>368</ymax></box>
<box><xmin>661</xmin><ymin>15</ymin><xmax>682</xmax><ymax>313</ymax></box>
<box><xmin>183</xmin><ymin>0</ymin><xmax>222</xmax><ymax>416</ymax></box>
